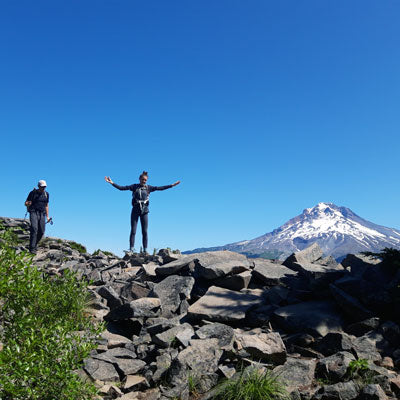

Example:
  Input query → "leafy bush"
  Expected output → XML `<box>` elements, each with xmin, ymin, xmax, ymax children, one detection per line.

<box><xmin>67</xmin><ymin>240</ymin><xmax>87</xmax><ymax>254</ymax></box>
<box><xmin>347</xmin><ymin>358</ymin><xmax>370</xmax><ymax>380</ymax></box>
<box><xmin>213</xmin><ymin>367</ymin><xmax>288</xmax><ymax>400</ymax></box>
<box><xmin>0</xmin><ymin>225</ymin><xmax>103</xmax><ymax>399</ymax></box>
<box><xmin>92</xmin><ymin>249</ymin><xmax>114</xmax><ymax>257</ymax></box>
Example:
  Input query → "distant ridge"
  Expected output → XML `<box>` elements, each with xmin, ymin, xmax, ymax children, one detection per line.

<box><xmin>184</xmin><ymin>202</ymin><xmax>400</xmax><ymax>261</ymax></box>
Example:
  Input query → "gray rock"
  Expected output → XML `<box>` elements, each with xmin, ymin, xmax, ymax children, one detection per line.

<box><xmin>145</xmin><ymin>316</ymin><xmax>181</xmax><ymax>335</ymax></box>
<box><xmin>380</xmin><ymin>321</ymin><xmax>400</xmax><ymax>347</ymax></box>
<box><xmin>193</xmin><ymin>251</ymin><xmax>250</xmax><ymax>280</ymax></box>
<box><xmin>152</xmin><ymin>323</ymin><xmax>194</xmax><ymax>348</ymax></box>
<box><xmin>101</xmin><ymin>331</ymin><xmax>132</xmax><ymax>348</ymax></box>
<box><xmin>273</xmin><ymin>301</ymin><xmax>344</xmax><ymax>337</ymax></box>
<box><xmin>341</xmin><ymin>253</ymin><xmax>381</xmax><ymax>278</ymax></box>
<box><xmin>316</xmin><ymin>351</ymin><xmax>355</xmax><ymax>382</ymax></box>
<box><xmin>155</xmin><ymin>254</ymin><xmax>197</xmax><ymax>275</ymax></box>
<box><xmin>273</xmin><ymin>357</ymin><xmax>316</xmax><ymax>393</ymax></box>
<box><xmin>252</xmin><ymin>259</ymin><xmax>298</xmax><ymax>285</ymax></box>
<box><xmin>177</xmin><ymin>338</ymin><xmax>223</xmax><ymax>377</ymax></box>
<box><xmin>98</xmin><ymin>285</ymin><xmax>123</xmax><ymax>310</ymax></box>
<box><xmin>214</xmin><ymin>270</ymin><xmax>252</xmax><ymax>291</ymax></box>
<box><xmin>285</xmin><ymin>261</ymin><xmax>345</xmax><ymax>285</ymax></box>
<box><xmin>329</xmin><ymin>284</ymin><xmax>373</xmax><ymax>321</ymax></box>
<box><xmin>83</xmin><ymin>358</ymin><xmax>120</xmax><ymax>382</ymax></box>
<box><xmin>360</xmin><ymin>384</ymin><xmax>387</xmax><ymax>400</ymax></box>
<box><xmin>142</xmin><ymin>262</ymin><xmax>158</xmax><ymax>278</ymax></box>
<box><xmin>352</xmin><ymin>334</ymin><xmax>382</xmax><ymax>362</ymax></box>
<box><xmin>346</xmin><ymin>318</ymin><xmax>380</xmax><ymax>336</ymax></box>
<box><xmin>113</xmin><ymin>358</ymin><xmax>146</xmax><ymax>376</ymax></box>
<box><xmin>188</xmin><ymin>286</ymin><xmax>264</xmax><ymax>322</ymax></box>
<box><xmin>104</xmin><ymin>298</ymin><xmax>161</xmax><ymax>321</ymax></box>
<box><xmin>245</xmin><ymin>304</ymin><xmax>276</xmax><ymax>327</ymax></box>
<box><xmin>152</xmin><ymin>275</ymin><xmax>195</xmax><ymax>316</ymax></box>
<box><xmin>235</xmin><ymin>330</ymin><xmax>287</xmax><ymax>364</ymax></box>
<box><xmin>120</xmin><ymin>282</ymin><xmax>150</xmax><ymax>302</ymax></box>
<box><xmin>283</xmin><ymin>243</ymin><xmax>324</xmax><ymax>267</ymax></box>
<box><xmin>195</xmin><ymin>323</ymin><xmax>235</xmax><ymax>350</ymax></box>
<box><xmin>313</xmin><ymin>380</ymin><xmax>359</xmax><ymax>400</ymax></box>
<box><xmin>152</xmin><ymin>353</ymin><xmax>172</xmax><ymax>382</ymax></box>
<box><xmin>93</xmin><ymin>347</ymin><xmax>137</xmax><ymax>362</ymax></box>
<box><xmin>315</xmin><ymin>332</ymin><xmax>354</xmax><ymax>356</ymax></box>
<box><xmin>158</xmin><ymin>248</ymin><xmax>182</xmax><ymax>264</ymax></box>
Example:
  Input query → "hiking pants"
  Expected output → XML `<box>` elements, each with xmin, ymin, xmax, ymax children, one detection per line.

<box><xmin>130</xmin><ymin>209</ymin><xmax>148</xmax><ymax>250</ymax></box>
<box><xmin>29</xmin><ymin>211</ymin><xmax>46</xmax><ymax>252</ymax></box>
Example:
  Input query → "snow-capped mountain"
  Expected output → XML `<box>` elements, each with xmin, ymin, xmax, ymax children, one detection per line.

<box><xmin>186</xmin><ymin>202</ymin><xmax>400</xmax><ymax>261</ymax></box>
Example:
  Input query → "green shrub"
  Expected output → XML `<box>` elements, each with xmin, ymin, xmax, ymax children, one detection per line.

<box><xmin>92</xmin><ymin>249</ymin><xmax>114</xmax><ymax>257</ymax></box>
<box><xmin>347</xmin><ymin>358</ymin><xmax>369</xmax><ymax>380</ymax></box>
<box><xmin>67</xmin><ymin>240</ymin><xmax>87</xmax><ymax>254</ymax></box>
<box><xmin>213</xmin><ymin>367</ymin><xmax>288</xmax><ymax>400</ymax></box>
<box><xmin>0</xmin><ymin>224</ymin><xmax>103</xmax><ymax>399</ymax></box>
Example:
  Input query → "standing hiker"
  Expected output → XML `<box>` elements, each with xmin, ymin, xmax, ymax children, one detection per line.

<box><xmin>25</xmin><ymin>180</ymin><xmax>51</xmax><ymax>254</ymax></box>
<box><xmin>105</xmin><ymin>171</ymin><xmax>180</xmax><ymax>254</ymax></box>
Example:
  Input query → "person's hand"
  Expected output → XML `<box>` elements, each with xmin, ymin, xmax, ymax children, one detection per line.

<box><xmin>105</xmin><ymin>176</ymin><xmax>114</xmax><ymax>184</ymax></box>
<box><xmin>172</xmin><ymin>180</ymin><xmax>181</xmax><ymax>187</ymax></box>
<box><xmin>25</xmin><ymin>201</ymin><xmax>32</xmax><ymax>206</ymax></box>
<box><xmin>47</xmin><ymin>216</ymin><xmax>52</xmax><ymax>223</ymax></box>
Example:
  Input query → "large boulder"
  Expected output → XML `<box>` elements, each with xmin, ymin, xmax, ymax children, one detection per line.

<box><xmin>83</xmin><ymin>358</ymin><xmax>120</xmax><ymax>382</ymax></box>
<box><xmin>252</xmin><ymin>259</ymin><xmax>298</xmax><ymax>285</ymax></box>
<box><xmin>235</xmin><ymin>330</ymin><xmax>287</xmax><ymax>364</ymax></box>
<box><xmin>273</xmin><ymin>301</ymin><xmax>344</xmax><ymax>337</ymax></box>
<box><xmin>177</xmin><ymin>338</ymin><xmax>223</xmax><ymax>377</ymax></box>
<box><xmin>341</xmin><ymin>253</ymin><xmax>381</xmax><ymax>278</ymax></box>
<box><xmin>193</xmin><ymin>251</ymin><xmax>251</xmax><ymax>280</ymax></box>
<box><xmin>104</xmin><ymin>298</ymin><xmax>161</xmax><ymax>321</ymax></box>
<box><xmin>213</xmin><ymin>270</ymin><xmax>252</xmax><ymax>291</ymax></box>
<box><xmin>315</xmin><ymin>351</ymin><xmax>356</xmax><ymax>382</ymax></box>
<box><xmin>313</xmin><ymin>381</ymin><xmax>360</xmax><ymax>400</ymax></box>
<box><xmin>329</xmin><ymin>284</ymin><xmax>373</xmax><ymax>321</ymax></box>
<box><xmin>151</xmin><ymin>275</ymin><xmax>195</xmax><ymax>317</ymax></box>
<box><xmin>187</xmin><ymin>286</ymin><xmax>264</xmax><ymax>323</ymax></box>
<box><xmin>283</xmin><ymin>243</ymin><xmax>324</xmax><ymax>267</ymax></box>
<box><xmin>195</xmin><ymin>323</ymin><xmax>235</xmax><ymax>350</ymax></box>
<box><xmin>155</xmin><ymin>254</ymin><xmax>198</xmax><ymax>276</ymax></box>
<box><xmin>272</xmin><ymin>357</ymin><xmax>316</xmax><ymax>393</ymax></box>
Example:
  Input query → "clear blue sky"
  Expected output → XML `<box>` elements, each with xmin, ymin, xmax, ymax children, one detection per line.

<box><xmin>1</xmin><ymin>1</ymin><xmax>399</xmax><ymax>255</ymax></box>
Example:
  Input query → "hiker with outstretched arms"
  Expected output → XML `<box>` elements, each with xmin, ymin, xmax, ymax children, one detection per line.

<box><xmin>105</xmin><ymin>171</ymin><xmax>180</xmax><ymax>254</ymax></box>
<box><xmin>25</xmin><ymin>180</ymin><xmax>51</xmax><ymax>254</ymax></box>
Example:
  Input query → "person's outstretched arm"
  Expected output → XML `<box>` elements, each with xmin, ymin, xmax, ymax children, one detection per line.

<box><xmin>149</xmin><ymin>181</ymin><xmax>181</xmax><ymax>192</ymax></box>
<box><xmin>104</xmin><ymin>176</ymin><xmax>134</xmax><ymax>191</ymax></box>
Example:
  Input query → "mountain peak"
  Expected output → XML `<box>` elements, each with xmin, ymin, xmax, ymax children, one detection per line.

<box><xmin>186</xmin><ymin>203</ymin><xmax>400</xmax><ymax>261</ymax></box>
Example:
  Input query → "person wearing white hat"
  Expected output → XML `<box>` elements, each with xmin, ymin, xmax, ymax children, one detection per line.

<box><xmin>25</xmin><ymin>180</ymin><xmax>51</xmax><ymax>254</ymax></box>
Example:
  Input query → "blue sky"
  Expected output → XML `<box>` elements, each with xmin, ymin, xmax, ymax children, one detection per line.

<box><xmin>1</xmin><ymin>1</ymin><xmax>399</xmax><ymax>255</ymax></box>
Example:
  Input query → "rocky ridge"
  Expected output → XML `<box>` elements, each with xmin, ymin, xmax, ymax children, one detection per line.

<box><xmin>1</xmin><ymin>216</ymin><xmax>400</xmax><ymax>400</ymax></box>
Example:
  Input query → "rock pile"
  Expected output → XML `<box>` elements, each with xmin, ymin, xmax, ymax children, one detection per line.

<box><xmin>1</xmin><ymin>217</ymin><xmax>400</xmax><ymax>400</ymax></box>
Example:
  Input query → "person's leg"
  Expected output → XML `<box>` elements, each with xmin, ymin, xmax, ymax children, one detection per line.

<box><xmin>130</xmin><ymin>209</ymin><xmax>140</xmax><ymax>251</ymax></box>
<box><xmin>140</xmin><ymin>213</ymin><xmax>148</xmax><ymax>252</ymax></box>
<box><xmin>29</xmin><ymin>212</ymin><xmax>39</xmax><ymax>252</ymax></box>
<box><xmin>36</xmin><ymin>213</ymin><xmax>46</xmax><ymax>245</ymax></box>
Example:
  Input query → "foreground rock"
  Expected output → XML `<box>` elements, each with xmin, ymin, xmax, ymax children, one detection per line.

<box><xmin>187</xmin><ymin>286</ymin><xmax>264</xmax><ymax>322</ymax></box>
<box><xmin>1</xmin><ymin>218</ymin><xmax>400</xmax><ymax>400</ymax></box>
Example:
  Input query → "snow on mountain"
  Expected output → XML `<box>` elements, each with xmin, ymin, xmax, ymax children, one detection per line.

<box><xmin>186</xmin><ymin>202</ymin><xmax>400</xmax><ymax>261</ymax></box>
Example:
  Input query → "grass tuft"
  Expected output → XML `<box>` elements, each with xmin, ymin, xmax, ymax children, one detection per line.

<box><xmin>213</xmin><ymin>367</ymin><xmax>288</xmax><ymax>400</ymax></box>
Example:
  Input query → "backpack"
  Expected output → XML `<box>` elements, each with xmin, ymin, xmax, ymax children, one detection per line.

<box><xmin>26</xmin><ymin>188</ymin><xmax>48</xmax><ymax>211</ymax></box>
<box><xmin>133</xmin><ymin>185</ymin><xmax>149</xmax><ymax>214</ymax></box>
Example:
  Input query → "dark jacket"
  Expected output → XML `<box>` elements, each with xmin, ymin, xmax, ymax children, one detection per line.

<box><xmin>112</xmin><ymin>183</ymin><xmax>172</xmax><ymax>214</ymax></box>
<box><xmin>26</xmin><ymin>189</ymin><xmax>49</xmax><ymax>213</ymax></box>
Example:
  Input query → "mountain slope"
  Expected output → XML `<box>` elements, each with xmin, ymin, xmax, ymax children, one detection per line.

<box><xmin>185</xmin><ymin>202</ymin><xmax>400</xmax><ymax>261</ymax></box>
